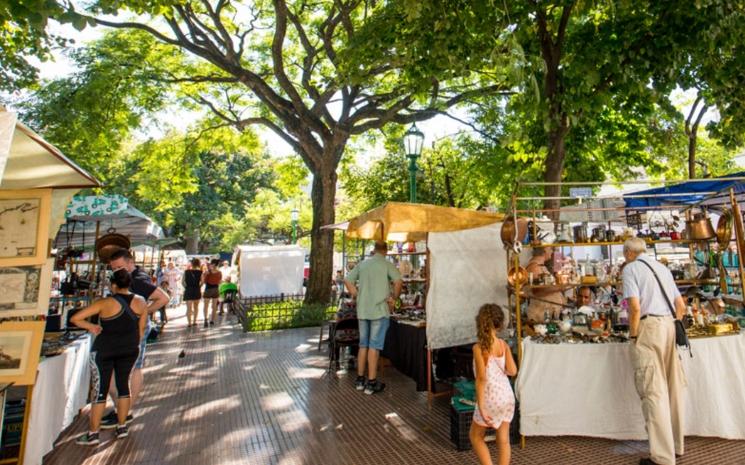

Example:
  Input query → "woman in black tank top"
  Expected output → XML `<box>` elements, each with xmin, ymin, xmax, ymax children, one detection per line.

<box><xmin>70</xmin><ymin>269</ymin><xmax>148</xmax><ymax>445</ymax></box>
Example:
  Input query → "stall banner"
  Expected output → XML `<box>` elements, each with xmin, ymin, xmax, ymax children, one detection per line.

<box><xmin>0</xmin><ymin>112</ymin><xmax>16</xmax><ymax>182</ymax></box>
<box><xmin>426</xmin><ymin>223</ymin><xmax>508</xmax><ymax>350</ymax></box>
<box><xmin>65</xmin><ymin>195</ymin><xmax>128</xmax><ymax>219</ymax></box>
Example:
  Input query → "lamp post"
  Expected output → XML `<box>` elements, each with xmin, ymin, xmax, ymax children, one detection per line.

<box><xmin>291</xmin><ymin>209</ymin><xmax>299</xmax><ymax>243</ymax></box>
<box><xmin>403</xmin><ymin>123</ymin><xmax>424</xmax><ymax>203</ymax></box>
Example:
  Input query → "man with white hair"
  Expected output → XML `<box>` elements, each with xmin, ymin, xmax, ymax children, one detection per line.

<box><xmin>622</xmin><ymin>237</ymin><xmax>686</xmax><ymax>465</ymax></box>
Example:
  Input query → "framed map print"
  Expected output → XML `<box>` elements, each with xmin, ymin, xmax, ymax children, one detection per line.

<box><xmin>0</xmin><ymin>259</ymin><xmax>53</xmax><ymax>317</ymax></box>
<box><xmin>0</xmin><ymin>321</ymin><xmax>45</xmax><ymax>386</ymax></box>
<box><xmin>0</xmin><ymin>189</ymin><xmax>51</xmax><ymax>266</ymax></box>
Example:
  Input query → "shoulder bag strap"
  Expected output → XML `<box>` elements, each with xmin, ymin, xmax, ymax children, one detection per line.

<box><xmin>636</xmin><ymin>259</ymin><xmax>676</xmax><ymax>318</ymax></box>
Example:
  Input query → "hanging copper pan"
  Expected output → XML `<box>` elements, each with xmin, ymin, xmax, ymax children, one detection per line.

<box><xmin>96</xmin><ymin>229</ymin><xmax>131</xmax><ymax>263</ymax></box>
<box><xmin>716</xmin><ymin>209</ymin><xmax>733</xmax><ymax>249</ymax></box>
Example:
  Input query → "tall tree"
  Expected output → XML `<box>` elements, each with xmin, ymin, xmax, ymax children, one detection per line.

<box><xmin>123</xmin><ymin>124</ymin><xmax>274</xmax><ymax>253</ymax></box>
<box><xmin>66</xmin><ymin>0</ymin><xmax>512</xmax><ymax>303</ymax></box>
<box><xmin>17</xmin><ymin>29</ymin><xmax>180</xmax><ymax>183</ymax></box>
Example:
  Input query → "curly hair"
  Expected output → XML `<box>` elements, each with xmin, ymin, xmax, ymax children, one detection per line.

<box><xmin>476</xmin><ymin>303</ymin><xmax>505</xmax><ymax>355</ymax></box>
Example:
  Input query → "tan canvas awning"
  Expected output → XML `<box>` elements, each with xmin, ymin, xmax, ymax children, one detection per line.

<box><xmin>0</xmin><ymin>111</ymin><xmax>100</xmax><ymax>190</ymax></box>
<box><xmin>342</xmin><ymin>202</ymin><xmax>504</xmax><ymax>242</ymax></box>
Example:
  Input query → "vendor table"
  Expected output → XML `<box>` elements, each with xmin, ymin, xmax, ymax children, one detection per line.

<box><xmin>382</xmin><ymin>319</ymin><xmax>428</xmax><ymax>391</ymax></box>
<box><xmin>516</xmin><ymin>333</ymin><xmax>745</xmax><ymax>440</ymax></box>
<box><xmin>24</xmin><ymin>335</ymin><xmax>91</xmax><ymax>465</ymax></box>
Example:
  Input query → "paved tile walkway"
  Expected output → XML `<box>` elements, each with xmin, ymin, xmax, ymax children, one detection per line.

<box><xmin>43</xmin><ymin>306</ymin><xmax>745</xmax><ymax>464</ymax></box>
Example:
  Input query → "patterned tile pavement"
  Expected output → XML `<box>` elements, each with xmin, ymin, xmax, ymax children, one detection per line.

<box><xmin>43</xmin><ymin>306</ymin><xmax>745</xmax><ymax>465</ymax></box>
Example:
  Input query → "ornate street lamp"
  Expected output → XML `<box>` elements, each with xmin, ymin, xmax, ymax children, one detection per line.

<box><xmin>403</xmin><ymin>123</ymin><xmax>424</xmax><ymax>203</ymax></box>
<box><xmin>291</xmin><ymin>208</ymin><xmax>299</xmax><ymax>243</ymax></box>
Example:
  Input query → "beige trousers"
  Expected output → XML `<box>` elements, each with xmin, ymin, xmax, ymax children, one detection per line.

<box><xmin>631</xmin><ymin>315</ymin><xmax>687</xmax><ymax>465</ymax></box>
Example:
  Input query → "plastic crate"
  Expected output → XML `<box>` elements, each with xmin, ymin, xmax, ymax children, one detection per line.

<box><xmin>449</xmin><ymin>403</ymin><xmax>521</xmax><ymax>451</ymax></box>
<box><xmin>450</xmin><ymin>405</ymin><xmax>475</xmax><ymax>451</ymax></box>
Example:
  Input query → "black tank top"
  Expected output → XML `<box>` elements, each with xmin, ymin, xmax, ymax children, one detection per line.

<box><xmin>92</xmin><ymin>294</ymin><xmax>140</xmax><ymax>353</ymax></box>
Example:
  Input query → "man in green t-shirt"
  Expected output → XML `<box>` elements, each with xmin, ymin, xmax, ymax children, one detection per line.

<box><xmin>344</xmin><ymin>241</ymin><xmax>402</xmax><ymax>395</ymax></box>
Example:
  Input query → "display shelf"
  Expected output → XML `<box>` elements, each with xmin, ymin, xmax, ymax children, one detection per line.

<box><xmin>722</xmin><ymin>294</ymin><xmax>745</xmax><ymax>307</ymax></box>
<box><xmin>512</xmin><ymin>278</ymin><xmax>720</xmax><ymax>291</ymax></box>
<box><xmin>399</xmin><ymin>305</ymin><xmax>425</xmax><ymax>310</ymax></box>
<box><xmin>524</xmin><ymin>238</ymin><xmax>726</xmax><ymax>248</ymax></box>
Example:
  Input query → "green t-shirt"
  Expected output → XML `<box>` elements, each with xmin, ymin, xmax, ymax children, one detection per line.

<box><xmin>218</xmin><ymin>282</ymin><xmax>238</xmax><ymax>298</ymax></box>
<box><xmin>346</xmin><ymin>254</ymin><xmax>402</xmax><ymax>320</ymax></box>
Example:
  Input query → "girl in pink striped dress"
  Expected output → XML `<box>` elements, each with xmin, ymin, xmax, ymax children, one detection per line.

<box><xmin>471</xmin><ymin>303</ymin><xmax>517</xmax><ymax>465</ymax></box>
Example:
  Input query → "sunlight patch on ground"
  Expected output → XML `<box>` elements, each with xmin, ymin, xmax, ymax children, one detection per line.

<box><xmin>385</xmin><ymin>412</ymin><xmax>419</xmax><ymax>442</ymax></box>
<box><xmin>278</xmin><ymin>448</ymin><xmax>306</xmax><ymax>465</ymax></box>
<box><xmin>287</xmin><ymin>366</ymin><xmax>325</xmax><ymax>379</ymax></box>
<box><xmin>276</xmin><ymin>409</ymin><xmax>311</xmax><ymax>433</ymax></box>
<box><xmin>261</xmin><ymin>391</ymin><xmax>294</xmax><ymax>411</ymax></box>
<box><xmin>294</xmin><ymin>343</ymin><xmax>313</xmax><ymax>353</ymax></box>
<box><xmin>182</xmin><ymin>395</ymin><xmax>242</xmax><ymax>422</ymax></box>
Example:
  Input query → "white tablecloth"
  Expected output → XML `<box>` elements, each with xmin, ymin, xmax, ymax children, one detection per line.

<box><xmin>25</xmin><ymin>335</ymin><xmax>91</xmax><ymax>465</ymax></box>
<box><xmin>516</xmin><ymin>333</ymin><xmax>745</xmax><ymax>440</ymax></box>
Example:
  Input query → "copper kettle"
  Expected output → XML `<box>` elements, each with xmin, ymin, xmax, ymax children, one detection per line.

<box><xmin>686</xmin><ymin>212</ymin><xmax>715</xmax><ymax>240</ymax></box>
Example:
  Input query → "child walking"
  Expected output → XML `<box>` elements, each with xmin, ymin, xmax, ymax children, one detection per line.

<box><xmin>470</xmin><ymin>303</ymin><xmax>517</xmax><ymax>465</ymax></box>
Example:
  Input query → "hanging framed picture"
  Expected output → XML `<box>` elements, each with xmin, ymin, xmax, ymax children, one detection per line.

<box><xmin>0</xmin><ymin>189</ymin><xmax>52</xmax><ymax>266</ymax></box>
<box><xmin>0</xmin><ymin>321</ymin><xmax>45</xmax><ymax>386</ymax></box>
<box><xmin>0</xmin><ymin>259</ymin><xmax>54</xmax><ymax>317</ymax></box>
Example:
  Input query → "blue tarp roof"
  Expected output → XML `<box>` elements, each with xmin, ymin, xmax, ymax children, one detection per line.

<box><xmin>624</xmin><ymin>172</ymin><xmax>745</xmax><ymax>209</ymax></box>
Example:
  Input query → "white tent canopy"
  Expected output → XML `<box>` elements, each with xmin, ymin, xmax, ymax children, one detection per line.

<box><xmin>232</xmin><ymin>245</ymin><xmax>305</xmax><ymax>297</ymax></box>
<box><xmin>0</xmin><ymin>111</ymin><xmax>99</xmax><ymax>190</ymax></box>
<box><xmin>54</xmin><ymin>195</ymin><xmax>164</xmax><ymax>249</ymax></box>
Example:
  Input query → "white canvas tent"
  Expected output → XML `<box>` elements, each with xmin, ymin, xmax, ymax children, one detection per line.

<box><xmin>0</xmin><ymin>112</ymin><xmax>99</xmax><ymax>190</ymax></box>
<box><xmin>1</xmin><ymin>111</ymin><xmax>100</xmax><ymax>237</ymax></box>
<box><xmin>232</xmin><ymin>245</ymin><xmax>305</xmax><ymax>297</ymax></box>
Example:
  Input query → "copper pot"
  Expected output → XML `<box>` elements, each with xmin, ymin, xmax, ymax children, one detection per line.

<box><xmin>716</xmin><ymin>210</ymin><xmax>733</xmax><ymax>249</ymax></box>
<box><xmin>501</xmin><ymin>216</ymin><xmax>528</xmax><ymax>247</ymax></box>
<box><xmin>686</xmin><ymin>212</ymin><xmax>715</xmax><ymax>240</ymax></box>
<box><xmin>96</xmin><ymin>229</ymin><xmax>131</xmax><ymax>263</ymax></box>
<box><xmin>507</xmin><ymin>266</ymin><xmax>528</xmax><ymax>287</ymax></box>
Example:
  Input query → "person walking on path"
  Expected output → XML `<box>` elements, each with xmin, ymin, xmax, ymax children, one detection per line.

<box><xmin>470</xmin><ymin>304</ymin><xmax>516</xmax><ymax>465</ymax></box>
<box><xmin>344</xmin><ymin>241</ymin><xmax>402</xmax><ymax>395</ymax></box>
<box><xmin>71</xmin><ymin>269</ymin><xmax>148</xmax><ymax>445</ymax></box>
<box><xmin>164</xmin><ymin>261</ymin><xmax>183</xmax><ymax>307</ymax></box>
<box><xmin>202</xmin><ymin>259</ymin><xmax>222</xmax><ymax>326</ymax></box>
<box><xmin>622</xmin><ymin>237</ymin><xmax>687</xmax><ymax>465</ymax></box>
<box><xmin>101</xmin><ymin>248</ymin><xmax>170</xmax><ymax>429</ymax></box>
<box><xmin>183</xmin><ymin>258</ymin><xmax>203</xmax><ymax>327</ymax></box>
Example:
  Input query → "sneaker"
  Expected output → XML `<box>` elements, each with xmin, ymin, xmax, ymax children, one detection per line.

<box><xmin>354</xmin><ymin>376</ymin><xmax>366</xmax><ymax>391</ymax></box>
<box><xmin>364</xmin><ymin>379</ymin><xmax>386</xmax><ymax>395</ymax></box>
<box><xmin>209</xmin><ymin>320</ymin><xmax>215</xmax><ymax>326</ymax></box>
<box><xmin>204</xmin><ymin>321</ymin><xmax>209</xmax><ymax>328</ymax></box>
<box><xmin>76</xmin><ymin>431</ymin><xmax>100</xmax><ymax>446</ymax></box>
<box><xmin>115</xmin><ymin>425</ymin><xmax>129</xmax><ymax>439</ymax></box>
<box><xmin>101</xmin><ymin>413</ymin><xmax>133</xmax><ymax>429</ymax></box>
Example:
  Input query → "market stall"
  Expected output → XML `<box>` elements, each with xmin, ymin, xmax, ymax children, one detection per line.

<box><xmin>504</xmin><ymin>177</ymin><xmax>745</xmax><ymax>444</ymax></box>
<box><xmin>0</xmin><ymin>110</ymin><xmax>100</xmax><ymax>464</ymax></box>
<box><xmin>50</xmin><ymin>195</ymin><xmax>165</xmax><ymax>330</ymax></box>
<box><xmin>329</xmin><ymin>202</ymin><xmax>506</xmax><ymax>395</ymax></box>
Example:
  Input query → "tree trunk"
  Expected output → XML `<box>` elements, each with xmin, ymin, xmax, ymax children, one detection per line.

<box><xmin>305</xmin><ymin>168</ymin><xmax>337</xmax><ymax>304</ymax></box>
<box><xmin>688</xmin><ymin>133</ymin><xmax>697</xmax><ymax>179</ymax></box>
<box><xmin>543</xmin><ymin>124</ymin><xmax>568</xmax><ymax>219</ymax></box>
<box><xmin>185</xmin><ymin>227</ymin><xmax>200</xmax><ymax>254</ymax></box>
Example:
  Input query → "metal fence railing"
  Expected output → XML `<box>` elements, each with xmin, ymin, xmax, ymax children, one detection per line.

<box><xmin>234</xmin><ymin>294</ymin><xmax>336</xmax><ymax>332</ymax></box>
